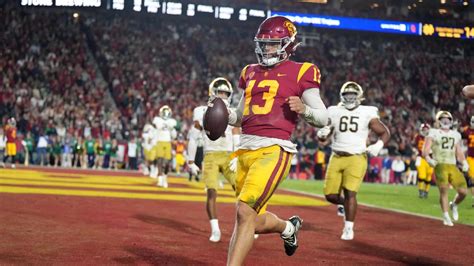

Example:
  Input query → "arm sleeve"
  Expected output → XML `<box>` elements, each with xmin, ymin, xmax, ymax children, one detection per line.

<box><xmin>186</xmin><ymin>127</ymin><xmax>200</xmax><ymax>161</ymax></box>
<box><xmin>301</xmin><ymin>88</ymin><xmax>328</xmax><ymax>128</ymax></box>
<box><xmin>229</xmin><ymin>94</ymin><xmax>244</xmax><ymax>127</ymax></box>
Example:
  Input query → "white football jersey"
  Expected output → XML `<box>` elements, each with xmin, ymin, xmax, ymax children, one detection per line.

<box><xmin>152</xmin><ymin>116</ymin><xmax>177</xmax><ymax>142</ymax></box>
<box><xmin>193</xmin><ymin>105</ymin><xmax>234</xmax><ymax>152</ymax></box>
<box><xmin>328</xmin><ymin>105</ymin><xmax>379</xmax><ymax>154</ymax></box>
<box><xmin>428</xmin><ymin>128</ymin><xmax>461</xmax><ymax>165</ymax></box>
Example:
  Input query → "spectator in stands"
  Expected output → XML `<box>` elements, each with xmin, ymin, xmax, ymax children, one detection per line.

<box><xmin>127</xmin><ymin>137</ymin><xmax>138</xmax><ymax>170</ymax></box>
<box><xmin>391</xmin><ymin>155</ymin><xmax>406</xmax><ymax>185</ymax></box>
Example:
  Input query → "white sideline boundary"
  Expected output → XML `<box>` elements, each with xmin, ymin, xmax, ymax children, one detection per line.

<box><xmin>283</xmin><ymin>188</ymin><xmax>474</xmax><ymax>227</ymax></box>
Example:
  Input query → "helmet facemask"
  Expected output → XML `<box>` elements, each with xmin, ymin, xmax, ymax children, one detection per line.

<box><xmin>341</xmin><ymin>92</ymin><xmax>360</xmax><ymax>110</ymax></box>
<box><xmin>420</xmin><ymin>124</ymin><xmax>430</xmax><ymax>137</ymax></box>
<box><xmin>254</xmin><ymin>38</ymin><xmax>291</xmax><ymax>67</ymax></box>
<box><xmin>159</xmin><ymin>106</ymin><xmax>172</xmax><ymax>120</ymax></box>
<box><xmin>439</xmin><ymin>117</ymin><xmax>452</xmax><ymax>130</ymax></box>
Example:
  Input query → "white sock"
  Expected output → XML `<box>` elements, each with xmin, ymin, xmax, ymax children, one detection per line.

<box><xmin>451</xmin><ymin>202</ymin><xmax>457</xmax><ymax>207</ymax></box>
<box><xmin>281</xmin><ymin>221</ymin><xmax>295</xmax><ymax>238</ymax></box>
<box><xmin>210</xmin><ymin>219</ymin><xmax>220</xmax><ymax>232</ymax></box>
<box><xmin>344</xmin><ymin>221</ymin><xmax>354</xmax><ymax>230</ymax></box>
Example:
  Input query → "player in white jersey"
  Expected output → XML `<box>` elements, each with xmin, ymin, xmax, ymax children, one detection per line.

<box><xmin>187</xmin><ymin>77</ymin><xmax>240</xmax><ymax>242</ymax></box>
<box><xmin>152</xmin><ymin>105</ymin><xmax>177</xmax><ymax>188</ymax></box>
<box><xmin>141</xmin><ymin>123</ymin><xmax>156</xmax><ymax>176</ymax></box>
<box><xmin>422</xmin><ymin>111</ymin><xmax>469</xmax><ymax>226</ymax></box>
<box><xmin>317</xmin><ymin>81</ymin><xmax>390</xmax><ymax>240</ymax></box>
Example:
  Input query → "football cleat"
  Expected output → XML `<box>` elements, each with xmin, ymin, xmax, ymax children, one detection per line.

<box><xmin>209</xmin><ymin>230</ymin><xmax>221</xmax><ymax>243</ymax></box>
<box><xmin>281</xmin><ymin>216</ymin><xmax>303</xmax><ymax>256</ymax></box>
<box><xmin>340</xmin><ymin>227</ymin><xmax>354</xmax><ymax>241</ymax></box>
<box><xmin>450</xmin><ymin>202</ymin><xmax>459</xmax><ymax>221</ymax></box>
<box><xmin>337</xmin><ymin>205</ymin><xmax>345</xmax><ymax>217</ymax></box>
<box><xmin>443</xmin><ymin>216</ymin><xmax>454</xmax><ymax>227</ymax></box>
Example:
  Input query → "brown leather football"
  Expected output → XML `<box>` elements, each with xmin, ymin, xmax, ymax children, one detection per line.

<box><xmin>203</xmin><ymin>97</ymin><xmax>229</xmax><ymax>141</ymax></box>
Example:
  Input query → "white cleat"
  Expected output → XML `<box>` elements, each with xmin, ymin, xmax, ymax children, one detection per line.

<box><xmin>450</xmin><ymin>202</ymin><xmax>459</xmax><ymax>221</ymax></box>
<box><xmin>443</xmin><ymin>216</ymin><xmax>454</xmax><ymax>227</ymax></box>
<box><xmin>143</xmin><ymin>167</ymin><xmax>150</xmax><ymax>176</ymax></box>
<box><xmin>341</xmin><ymin>227</ymin><xmax>354</xmax><ymax>240</ymax></box>
<box><xmin>157</xmin><ymin>175</ymin><xmax>164</xmax><ymax>187</ymax></box>
<box><xmin>209</xmin><ymin>231</ymin><xmax>221</xmax><ymax>242</ymax></box>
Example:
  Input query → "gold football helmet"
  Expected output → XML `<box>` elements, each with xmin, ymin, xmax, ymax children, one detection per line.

<box><xmin>340</xmin><ymin>81</ymin><xmax>364</xmax><ymax>110</ymax></box>
<box><xmin>209</xmin><ymin>77</ymin><xmax>233</xmax><ymax>100</ymax></box>
<box><xmin>159</xmin><ymin>105</ymin><xmax>172</xmax><ymax>119</ymax></box>
<box><xmin>435</xmin><ymin>110</ymin><xmax>453</xmax><ymax>129</ymax></box>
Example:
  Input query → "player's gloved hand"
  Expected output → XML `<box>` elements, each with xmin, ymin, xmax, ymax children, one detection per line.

<box><xmin>229</xmin><ymin>157</ymin><xmax>238</xmax><ymax>173</ymax></box>
<box><xmin>188</xmin><ymin>162</ymin><xmax>200</xmax><ymax>176</ymax></box>
<box><xmin>366</xmin><ymin>140</ymin><xmax>384</xmax><ymax>156</ymax></box>
<box><xmin>317</xmin><ymin>126</ymin><xmax>332</xmax><ymax>140</ymax></box>
<box><xmin>427</xmin><ymin>158</ymin><xmax>438</xmax><ymax>168</ymax></box>
<box><xmin>415</xmin><ymin>156</ymin><xmax>422</xmax><ymax>167</ymax></box>
<box><xmin>462</xmin><ymin>160</ymin><xmax>469</xmax><ymax>172</ymax></box>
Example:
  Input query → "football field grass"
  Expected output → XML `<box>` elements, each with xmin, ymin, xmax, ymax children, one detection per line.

<box><xmin>280</xmin><ymin>179</ymin><xmax>474</xmax><ymax>226</ymax></box>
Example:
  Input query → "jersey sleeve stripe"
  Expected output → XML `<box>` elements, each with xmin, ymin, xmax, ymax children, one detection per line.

<box><xmin>297</xmin><ymin>62</ymin><xmax>313</xmax><ymax>83</ymax></box>
<box><xmin>240</xmin><ymin>65</ymin><xmax>250</xmax><ymax>81</ymax></box>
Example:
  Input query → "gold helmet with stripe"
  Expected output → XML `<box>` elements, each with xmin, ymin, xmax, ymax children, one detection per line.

<box><xmin>435</xmin><ymin>110</ymin><xmax>453</xmax><ymax>129</ymax></box>
<box><xmin>209</xmin><ymin>77</ymin><xmax>233</xmax><ymax>100</ymax></box>
<box><xmin>159</xmin><ymin>105</ymin><xmax>172</xmax><ymax>119</ymax></box>
<box><xmin>340</xmin><ymin>81</ymin><xmax>364</xmax><ymax>110</ymax></box>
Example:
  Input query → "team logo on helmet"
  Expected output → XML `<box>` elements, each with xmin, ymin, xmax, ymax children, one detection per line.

<box><xmin>284</xmin><ymin>21</ymin><xmax>296</xmax><ymax>37</ymax></box>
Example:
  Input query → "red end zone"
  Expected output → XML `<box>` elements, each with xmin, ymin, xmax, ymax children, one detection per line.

<box><xmin>0</xmin><ymin>167</ymin><xmax>473</xmax><ymax>264</ymax></box>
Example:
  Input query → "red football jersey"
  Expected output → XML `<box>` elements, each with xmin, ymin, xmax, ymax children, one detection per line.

<box><xmin>5</xmin><ymin>125</ymin><xmax>16</xmax><ymax>143</ymax></box>
<box><xmin>414</xmin><ymin>134</ymin><xmax>425</xmax><ymax>155</ymax></box>
<box><xmin>462</xmin><ymin>127</ymin><xmax>474</xmax><ymax>157</ymax></box>
<box><xmin>239</xmin><ymin>60</ymin><xmax>321</xmax><ymax>140</ymax></box>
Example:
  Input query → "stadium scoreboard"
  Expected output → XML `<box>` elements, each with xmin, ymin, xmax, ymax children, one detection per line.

<box><xmin>20</xmin><ymin>0</ymin><xmax>267</xmax><ymax>21</ymax></box>
<box><xmin>19</xmin><ymin>0</ymin><xmax>473</xmax><ymax>40</ymax></box>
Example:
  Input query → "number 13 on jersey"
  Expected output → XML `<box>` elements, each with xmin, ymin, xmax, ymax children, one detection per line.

<box><xmin>243</xmin><ymin>80</ymin><xmax>280</xmax><ymax>116</ymax></box>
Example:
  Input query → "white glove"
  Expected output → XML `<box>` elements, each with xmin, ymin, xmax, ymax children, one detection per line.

<box><xmin>462</xmin><ymin>160</ymin><xmax>469</xmax><ymax>172</ymax></box>
<box><xmin>188</xmin><ymin>162</ymin><xmax>200</xmax><ymax>176</ymax></box>
<box><xmin>427</xmin><ymin>158</ymin><xmax>438</xmax><ymax>168</ymax></box>
<box><xmin>229</xmin><ymin>157</ymin><xmax>238</xmax><ymax>173</ymax></box>
<box><xmin>366</xmin><ymin>140</ymin><xmax>384</xmax><ymax>156</ymax></box>
<box><xmin>415</xmin><ymin>156</ymin><xmax>422</xmax><ymax>167</ymax></box>
<box><xmin>317</xmin><ymin>126</ymin><xmax>331</xmax><ymax>140</ymax></box>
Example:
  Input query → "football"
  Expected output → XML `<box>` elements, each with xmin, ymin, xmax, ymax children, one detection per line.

<box><xmin>462</xmin><ymin>85</ymin><xmax>474</xmax><ymax>99</ymax></box>
<box><xmin>203</xmin><ymin>97</ymin><xmax>229</xmax><ymax>141</ymax></box>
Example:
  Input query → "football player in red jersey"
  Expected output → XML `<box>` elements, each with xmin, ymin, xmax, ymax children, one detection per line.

<box><xmin>226</xmin><ymin>16</ymin><xmax>328</xmax><ymax>265</ymax></box>
<box><xmin>413</xmin><ymin>123</ymin><xmax>434</xmax><ymax>198</ymax></box>
<box><xmin>4</xmin><ymin>117</ymin><xmax>17</xmax><ymax>168</ymax></box>
<box><xmin>461</xmin><ymin>116</ymin><xmax>474</xmax><ymax>206</ymax></box>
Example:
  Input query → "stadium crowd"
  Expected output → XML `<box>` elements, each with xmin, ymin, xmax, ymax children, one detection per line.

<box><xmin>1</xmin><ymin>7</ymin><xmax>473</xmax><ymax>184</ymax></box>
